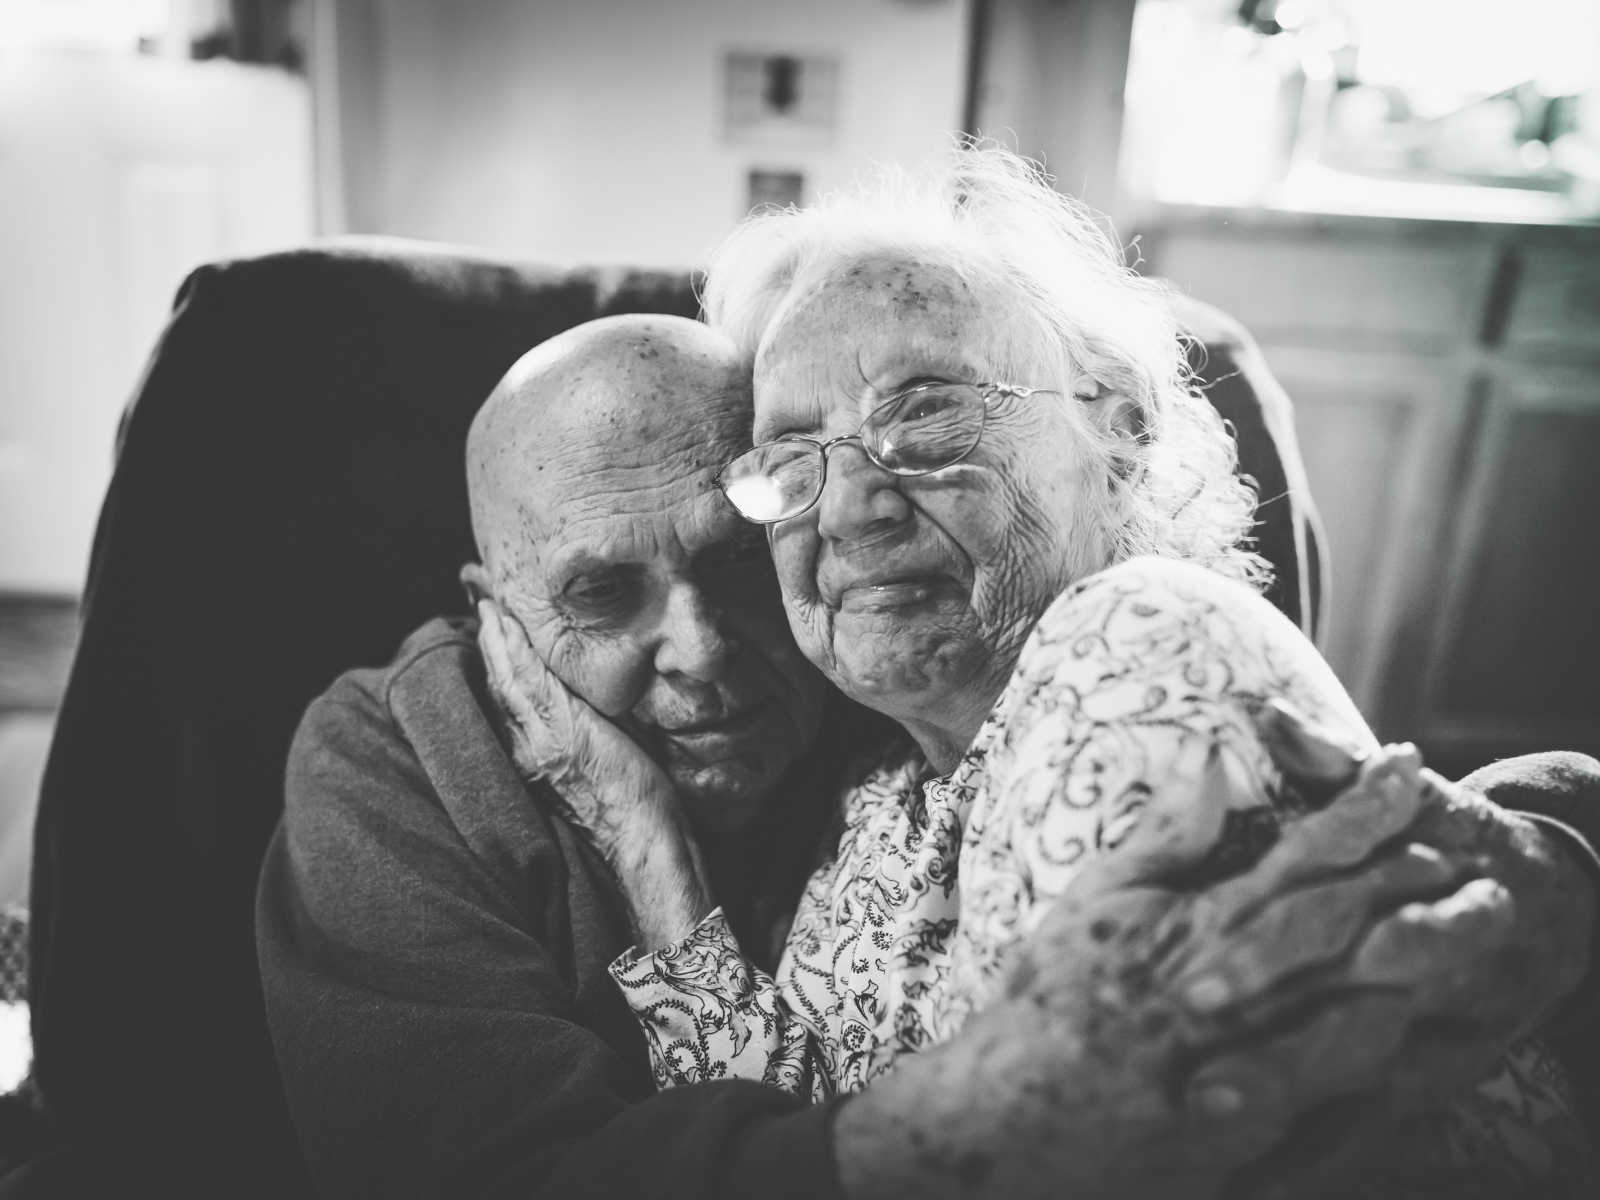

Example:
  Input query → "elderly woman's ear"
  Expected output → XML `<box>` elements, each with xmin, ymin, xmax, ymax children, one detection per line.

<box><xmin>1075</xmin><ymin>381</ymin><xmax>1149</xmax><ymax>484</ymax></box>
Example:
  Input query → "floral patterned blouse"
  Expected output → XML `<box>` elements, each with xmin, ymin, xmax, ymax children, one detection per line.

<box><xmin>609</xmin><ymin>560</ymin><xmax>1356</xmax><ymax>1097</ymax></box>
<box><xmin>607</xmin><ymin>559</ymin><xmax>1588</xmax><ymax>1192</ymax></box>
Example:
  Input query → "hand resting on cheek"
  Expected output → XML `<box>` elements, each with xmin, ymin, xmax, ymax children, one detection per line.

<box><xmin>477</xmin><ymin>596</ymin><xmax>713</xmax><ymax>948</ymax></box>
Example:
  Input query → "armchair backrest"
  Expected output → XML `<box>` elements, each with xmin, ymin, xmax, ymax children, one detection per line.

<box><xmin>30</xmin><ymin>239</ymin><xmax>701</xmax><ymax>1193</ymax></box>
<box><xmin>27</xmin><ymin>238</ymin><xmax>1322</xmax><ymax>1193</ymax></box>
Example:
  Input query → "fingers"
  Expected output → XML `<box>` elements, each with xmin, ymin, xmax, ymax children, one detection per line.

<box><xmin>1253</xmin><ymin>699</ymin><xmax>1365</xmax><ymax>802</ymax></box>
<box><xmin>477</xmin><ymin>599</ymin><xmax>576</xmax><ymax>777</ymax></box>
<box><xmin>1178</xmin><ymin>844</ymin><xmax>1462</xmax><ymax>1015</ymax></box>
<box><xmin>1346</xmin><ymin>877</ymin><xmax>1517</xmax><ymax>1019</ymax></box>
<box><xmin>1179</xmin><ymin>1055</ymin><xmax>1298</xmax><ymax>1166</ymax></box>
<box><xmin>1399</xmin><ymin>767</ymin><xmax>1494</xmax><ymax>855</ymax></box>
<box><xmin>1185</xmin><ymin>991</ymin><xmax>1413</xmax><ymax>1164</ymax></box>
<box><xmin>1203</xmin><ymin>748</ymin><xmax>1426</xmax><ymax>931</ymax></box>
<box><xmin>1021</xmin><ymin>882</ymin><xmax>1178</xmax><ymax>997</ymax></box>
<box><xmin>476</xmin><ymin>599</ymin><xmax>520</xmax><ymax>706</ymax></box>
<box><xmin>1227</xmin><ymin>1024</ymin><xmax>1515</xmax><ymax>1199</ymax></box>
<box><xmin>477</xmin><ymin>601</ymin><xmax>530</xmax><ymax>711</ymax></box>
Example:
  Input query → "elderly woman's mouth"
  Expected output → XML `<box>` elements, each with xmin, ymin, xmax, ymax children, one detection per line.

<box><xmin>833</xmin><ymin>574</ymin><xmax>961</xmax><ymax>614</ymax></box>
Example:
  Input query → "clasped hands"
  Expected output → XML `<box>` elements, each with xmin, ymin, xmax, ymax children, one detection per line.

<box><xmin>980</xmin><ymin>703</ymin><xmax>1593</xmax><ymax>1198</ymax></box>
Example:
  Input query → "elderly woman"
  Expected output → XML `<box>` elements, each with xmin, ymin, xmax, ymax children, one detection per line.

<box><xmin>530</xmin><ymin>147</ymin><xmax>1592</xmax><ymax>1192</ymax></box>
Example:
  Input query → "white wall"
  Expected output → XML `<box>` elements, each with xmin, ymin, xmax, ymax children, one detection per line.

<box><xmin>0</xmin><ymin>52</ymin><xmax>313</xmax><ymax>593</ymax></box>
<box><xmin>975</xmin><ymin>0</ymin><xmax>1134</xmax><ymax>222</ymax></box>
<box><xmin>324</xmin><ymin>0</ymin><xmax>973</xmax><ymax>267</ymax></box>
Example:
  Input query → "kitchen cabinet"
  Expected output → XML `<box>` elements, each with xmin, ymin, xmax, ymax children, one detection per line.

<box><xmin>1142</xmin><ymin>208</ymin><xmax>1600</xmax><ymax>774</ymax></box>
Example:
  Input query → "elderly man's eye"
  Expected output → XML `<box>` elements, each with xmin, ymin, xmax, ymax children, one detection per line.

<box><xmin>561</xmin><ymin>571</ymin><xmax>639</xmax><ymax>617</ymax></box>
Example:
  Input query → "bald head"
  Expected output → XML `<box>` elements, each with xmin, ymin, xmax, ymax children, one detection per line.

<box><xmin>467</xmin><ymin>313</ymin><xmax>749</xmax><ymax>581</ymax></box>
<box><xmin>458</xmin><ymin>312</ymin><xmax>827</xmax><ymax>826</ymax></box>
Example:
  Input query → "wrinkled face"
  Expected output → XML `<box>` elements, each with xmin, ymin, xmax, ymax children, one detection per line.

<box><xmin>493</xmin><ymin>383</ymin><xmax>828</xmax><ymax>834</ymax></box>
<box><xmin>752</xmin><ymin>251</ymin><xmax>1107</xmax><ymax>747</ymax></box>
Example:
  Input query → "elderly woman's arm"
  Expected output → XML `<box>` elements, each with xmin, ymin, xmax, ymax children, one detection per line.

<box><xmin>609</xmin><ymin>909</ymin><xmax>836</xmax><ymax>1099</ymax></box>
<box><xmin>478</xmin><ymin>597</ymin><xmax>841</xmax><ymax>1098</ymax></box>
<box><xmin>258</xmin><ymin>632</ymin><xmax>851</xmax><ymax>1200</ymax></box>
<box><xmin>949</xmin><ymin>558</ymin><xmax>1592</xmax><ymax>1194</ymax></box>
<box><xmin>826</xmin><ymin>731</ymin><xmax>1592</xmax><ymax>1200</ymax></box>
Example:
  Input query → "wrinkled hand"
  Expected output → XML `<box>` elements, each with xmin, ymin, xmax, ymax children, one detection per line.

<box><xmin>478</xmin><ymin>598</ymin><xmax>672</xmax><ymax>846</ymax></box>
<box><xmin>842</xmin><ymin>711</ymin><xmax>1595</xmax><ymax>1200</ymax></box>
<box><xmin>1198</xmin><ymin>704</ymin><xmax>1591</xmax><ymax>1077</ymax></box>
<box><xmin>981</xmin><ymin>741</ymin><xmax>1477</xmax><ymax>1197</ymax></box>
<box><xmin>946</xmin><ymin>707</ymin><xmax>1568</xmax><ymax>1199</ymax></box>
<box><xmin>838</xmin><ymin>743</ymin><xmax>1462</xmax><ymax>1200</ymax></box>
<box><xmin>477</xmin><ymin>599</ymin><xmax>711</xmax><ymax>943</ymax></box>
<box><xmin>1190</xmin><ymin>704</ymin><xmax>1598</xmax><ymax>1195</ymax></box>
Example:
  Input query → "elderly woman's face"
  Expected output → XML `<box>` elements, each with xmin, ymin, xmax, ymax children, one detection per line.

<box><xmin>752</xmin><ymin>252</ymin><xmax>1106</xmax><ymax>737</ymax></box>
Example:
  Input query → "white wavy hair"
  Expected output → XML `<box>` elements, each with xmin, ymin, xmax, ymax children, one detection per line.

<box><xmin>701</xmin><ymin>141</ymin><xmax>1269</xmax><ymax>589</ymax></box>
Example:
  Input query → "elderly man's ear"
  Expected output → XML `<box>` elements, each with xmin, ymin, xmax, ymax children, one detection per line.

<box><xmin>460</xmin><ymin>562</ymin><xmax>492</xmax><ymax>610</ymax></box>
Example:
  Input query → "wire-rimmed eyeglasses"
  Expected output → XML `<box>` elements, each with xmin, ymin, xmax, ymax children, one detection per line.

<box><xmin>716</xmin><ymin>380</ymin><xmax>1058</xmax><ymax>524</ymax></box>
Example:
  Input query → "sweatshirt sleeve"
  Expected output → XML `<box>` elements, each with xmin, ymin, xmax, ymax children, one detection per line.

<box><xmin>256</xmin><ymin>655</ymin><xmax>849</xmax><ymax>1200</ymax></box>
<box><xmin>1459</xmin><ymin>751</ymin><xmax>1600</xmax><ymax>1137</ymax></box>
<box><xmin>610</xmin><ymin>909</ymin><xmax>834</xmax><ymax>1100</ymax></box>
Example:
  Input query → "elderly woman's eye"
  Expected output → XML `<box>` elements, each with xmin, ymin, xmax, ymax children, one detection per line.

<box><xmin>891</xmin><ymin>386</ymin><xmax>966</xmax><ymax>426</ymax></box>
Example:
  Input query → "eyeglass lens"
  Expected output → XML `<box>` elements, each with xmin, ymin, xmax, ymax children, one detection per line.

<box><xmin>719</xmin><ymin>440</ymin><xmax>824</xmax><ymax>523</ymax></box>
<box><xmin>861</xmin><ymin>385</ymin><xmax>985</xmax><ymax>473</ymax></box>
<box><xmin>720</xmin><ymin>384</ymin><xmax>988</xmax><ymax>522</ymax></box>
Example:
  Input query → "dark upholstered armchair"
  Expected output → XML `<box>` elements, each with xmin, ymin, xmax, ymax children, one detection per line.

<box><xmin>5</xmin><ymin>239</ymin><xmax>1325</xmax><ymax>1196</ymax></box>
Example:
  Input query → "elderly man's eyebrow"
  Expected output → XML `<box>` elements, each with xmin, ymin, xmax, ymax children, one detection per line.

<box><xmin>546</xmin><ymin>546</ymin><xmax>629</xmax><ymax>584</ymax></box>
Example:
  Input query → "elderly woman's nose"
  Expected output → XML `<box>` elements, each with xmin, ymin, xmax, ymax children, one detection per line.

<box><xmin>816</xmin><ymin>443</ymin><xmax>908</xmax><ymax>542</ymax></box>
<box><xmin>654</xmin><ymin>583</ymin><xmax>735</xmax><ymax>681</ymax></box>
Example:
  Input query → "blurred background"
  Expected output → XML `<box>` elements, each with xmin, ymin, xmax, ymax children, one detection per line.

<box><xmin>0</xmin><ymin>0</ymin><xmax>1596</xmax><ymax>908</ymax></box>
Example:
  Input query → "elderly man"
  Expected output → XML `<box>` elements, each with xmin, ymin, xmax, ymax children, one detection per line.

<box><xmin>259</xmin><ymin>311</ymin><xmax>1600</xmax><ymax>1198</ymax></box>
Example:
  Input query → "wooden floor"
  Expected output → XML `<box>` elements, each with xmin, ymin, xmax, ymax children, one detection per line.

<box><xmin>0</xmin><ymin>595</ymin><xmax>77</xmax><ymax>908</ymax></box>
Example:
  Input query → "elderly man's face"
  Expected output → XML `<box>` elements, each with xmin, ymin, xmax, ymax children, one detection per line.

<box><xmin>752</xmin><ymin>251</ymin><xmax>1107</xmax><ymax>741</ymax></box>
<box><xmin>488</xmin><ymin>361</ymin><xmax>828</xmax><ymax>833</ymax></box>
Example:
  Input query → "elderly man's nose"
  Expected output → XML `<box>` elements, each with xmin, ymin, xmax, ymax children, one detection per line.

<box><xmin>816</xmin><ymin>443</ymin><xmax>908</xmax><ymax>542</ymax></box>
<box><xmin>655</xmin><ymin>585</ymin><xmax>735</xmax><ymax>681</ymax></box>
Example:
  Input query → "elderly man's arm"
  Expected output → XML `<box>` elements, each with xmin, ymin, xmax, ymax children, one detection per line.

<box><xmin>257</xmin><ymin>645</ymin><xmax>844</xmax><ymax>1200</ymax></box>
<box><xmin>1463</xmin><ymin>752</ymin><xmax>1600</xmax><ymax>1041</ymax></box>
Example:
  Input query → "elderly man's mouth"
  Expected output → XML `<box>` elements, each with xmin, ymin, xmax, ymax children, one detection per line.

<box><xmin>659</xmin><ymin>704</ymin><xmax>770</xmax><ymax>747</ymax></box>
